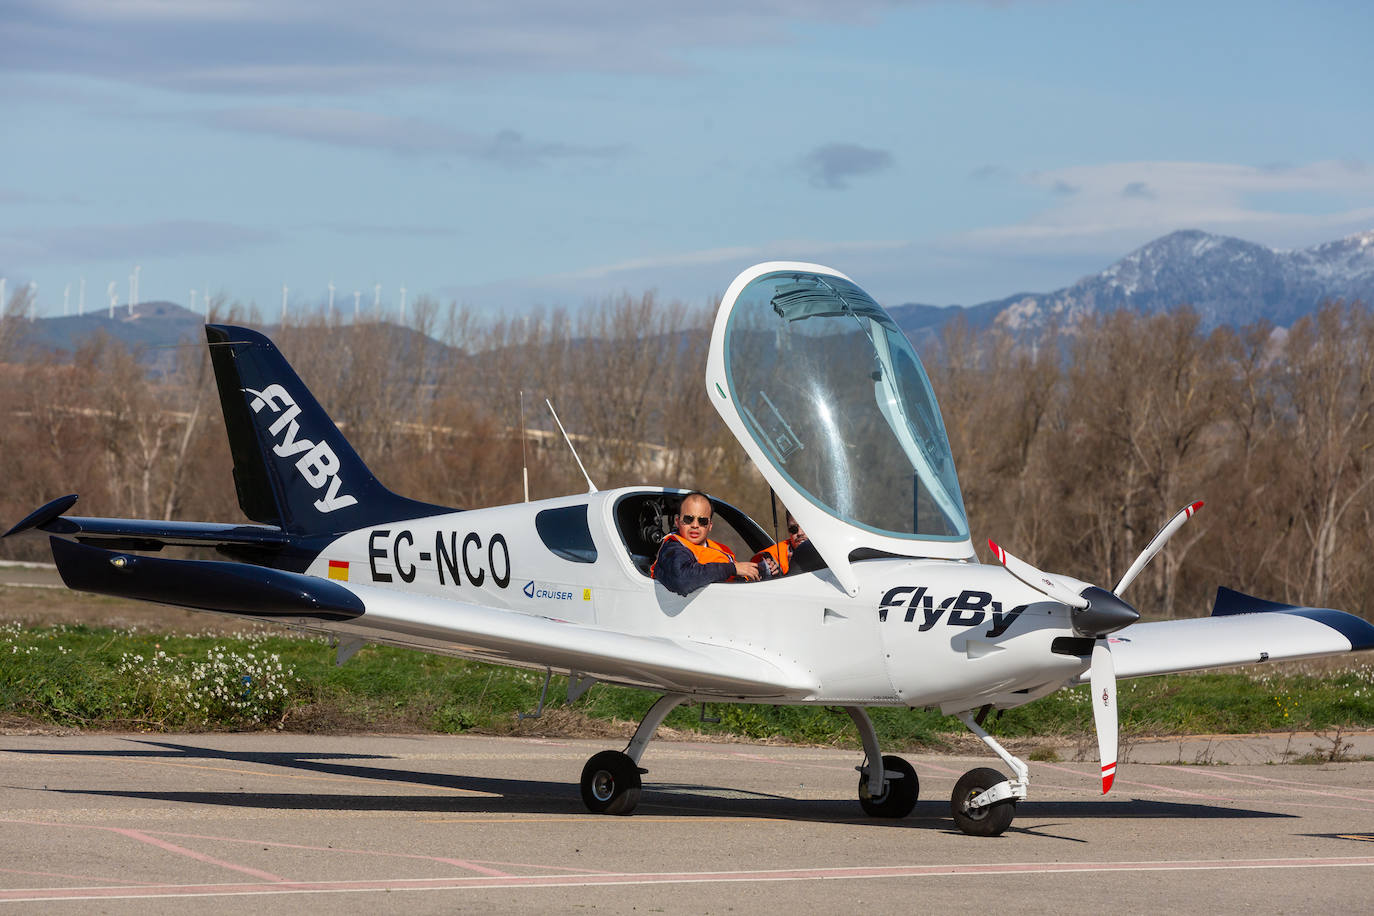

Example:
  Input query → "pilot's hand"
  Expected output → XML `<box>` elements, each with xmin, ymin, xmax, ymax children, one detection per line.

<box><xmin>761</xmin><ymin>555</ymin><xmax>780</xmax><ymax>576</ymax></box>
<box><xmin>734</xmin><ymin>561</ymin><xmax>761</xmax><ymax>581</ymax></box>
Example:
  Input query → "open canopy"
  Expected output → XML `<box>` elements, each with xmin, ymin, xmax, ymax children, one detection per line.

<box><xmin>707</xmin><ymin>263</ymin><xmax>974</xmax><ymax>594</ymax></box>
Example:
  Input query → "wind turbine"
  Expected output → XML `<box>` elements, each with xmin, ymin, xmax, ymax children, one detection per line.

<box><xmin>107</xmin><ymin>281</ymin><xmax>117</xmax><ymax>319</ymax></box>
<box><xmin>282</xmin><ymin>284</ymin><xmax>289</xmax><ymax>326</ymax></box>
<box><xmin>353</xmin><ymin>290</ymin><xmax>361</xmax><ymax>323</ymax></box>
<box><xmin>328</xmin><ymin>280</ymin><xmax>336</xmax><ymax>322</ymax></box>
<box><xmin>190</xmin><ymin>289</ymin><xmax>197</xmax><ymax>313</ymax></box>
<box><xmin>27</xmin><ymin>282</ymin><xmax>37</xmax><ymax>321</ymax></box>
<box><xmin>63</xmin><ymin>284</ymin><xmax>70</xmax><ymax>317</ymax></box>
<box><xmin>399</xmin><ymin>283</ymin><xmax>406</xmax><ymax>326</ymax></box>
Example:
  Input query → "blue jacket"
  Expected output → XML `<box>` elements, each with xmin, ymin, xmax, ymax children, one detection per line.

<box><xmin>653</xmin><ymin>536</ymin><xmax>771</xmax><ymax>596</ymax></box>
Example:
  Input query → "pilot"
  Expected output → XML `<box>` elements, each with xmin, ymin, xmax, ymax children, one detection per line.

<box><xmin>651</xmin><ymin>491</ymin><xmax>763</xmax><ymax>596</ymax></box>
<box><xmin>752</xmin><ymin>512</ymin><xmax>807</xmax><ymax>577</ymax></box>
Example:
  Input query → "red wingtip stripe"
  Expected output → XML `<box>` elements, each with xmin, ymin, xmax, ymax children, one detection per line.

<box><xmin>1102</xmin><ymin>772</ymin><xmax>1115</xmax><ymax>794</ymax></box>
<box><xmin>988</xmin><ymin>539</ymin><xmax>1005</xmax><ymax>563</ymax></box>
<box><xmin>1188</xmin><ymin>500</ymin><xmax>1204</xmax><ymax>515</ymax></box>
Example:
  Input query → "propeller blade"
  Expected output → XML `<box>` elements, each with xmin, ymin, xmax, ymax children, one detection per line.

<box><xmin>1112</xmin><ymin>501</ymin><xmax>1204</xmax><ymax>598</ymax></box>
<box><xmin>988</xmin><ymin>539</ymin><xmax>1089</xmax><ymax>609</ymax></box>
<box><xmin>1090</xmin><ymin>640</ymin><xmax>1118</xmax><ymax>794</ymax></box>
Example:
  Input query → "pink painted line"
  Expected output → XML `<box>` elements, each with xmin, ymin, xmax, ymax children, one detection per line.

<box><xmin>4</xmin><ymin>857</ymin><xmax>1374</xmax><ymax>901</ymax></box>
<box><xmin>1027</xmin><ymin>764</ymin><xmax>1374</xmax><ymax>813</ymax></box>
<box><xmin>0</xmin><ymin>866</ymin><xmax>153</xmax><ymax>886</ymax></box>
<box><xmin>0</xmin><ymin>819</ymin><xmax>286</xmax><ymax>883</ymax></box>
<box><xmin>148</xmin><ymin>829</ymin><xmax>509</xmax><ymax>877</ymax></box>
<box><xmin>1155</xmin><ymin>764</ymin><xmax>1374</xmax><ymax>797</ymax></box>
<box><xmin>470</xmin><ymin>860</ymin><xmax>615</xmax><ymax>875</ymax></box>
<box><xmin>725</xmin><ymin>752</ymin><xmax>854</xmax><ymax>773</ymax></box>
<box><xmin>109</xmin><ymin>828</ymin><xmax>288</xmax><ymax>883</ymax></box>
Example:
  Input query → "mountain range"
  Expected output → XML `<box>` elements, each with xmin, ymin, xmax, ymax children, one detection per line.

<box><xmin>890</xmin><ymin>228</ymin><xmax>1374</xmax><ymax>343</ymax></box>
<box><xmin>6</xmin><ymin>228</ymin><xmax>1373</xmax><ymax>366</ymax></box>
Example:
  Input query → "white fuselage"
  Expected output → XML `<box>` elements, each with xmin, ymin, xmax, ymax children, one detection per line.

<box><xmin>294</xmin><ymin>487</ymin><xmax>1087</xmax><ymax>712</ymax></box>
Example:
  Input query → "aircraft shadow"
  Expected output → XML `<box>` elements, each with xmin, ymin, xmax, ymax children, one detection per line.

<box><xmin>12</xmin><ymin>739</ymin><xmax>1295</xmax><ymax>828</ymax></box>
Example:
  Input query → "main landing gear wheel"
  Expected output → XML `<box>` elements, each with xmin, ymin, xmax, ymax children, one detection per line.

<box><xmin>858</xmin><ymin>754</ymin><xmax>918</xmax><ymax>818</ymax></box>
<box><xmin>580</xmin><ymin>750</ymin><xmax>642</xmax><ymax>815</ymax></box>
<box><xmin>951</xmin><ymin>766</ymin><xmax>1016</xmax><ymax>837</ymax></box>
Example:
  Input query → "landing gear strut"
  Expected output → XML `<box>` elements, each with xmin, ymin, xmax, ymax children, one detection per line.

<box><xmin>846</xmin><ymin>707</ymin><xmax>918</xmax><ymax>818</ymax></box>
<box><xmin>579</xmin><ymin>693</ymin><xmax>685</xmax><ymax>816</ymax></box>
<box><xmin>949</xmin><ymin>709</ymin><xmax>1028</xmax><ymax>837</ymax></box>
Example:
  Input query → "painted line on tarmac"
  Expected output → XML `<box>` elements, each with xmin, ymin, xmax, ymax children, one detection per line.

<box><xmin>145</xmin><ymin>828</ymin><xmax>510</xmax><ymax>877</ymax></box>
<box><xmin>1155</xmin><ymin>764</ymin><xmax>1374</xmax><ymax>798</ymax></box>
<box><xmin>4</xmin><ymin>856</ymin><xmax>1374</xmax><ymax>902</ymax></box>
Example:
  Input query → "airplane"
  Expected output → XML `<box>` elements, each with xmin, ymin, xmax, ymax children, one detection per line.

<box><xmin>7</xmin><ymin>261</ymin><xmax>1374</xmax><ymax>837</ymax></box>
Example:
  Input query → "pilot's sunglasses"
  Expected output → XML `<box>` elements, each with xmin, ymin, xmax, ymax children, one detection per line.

<box><xmin>680</xmin><ymin>514</ymin><xmax>711</xmax><ymax>526</ymax></box>
<box><xmin>787</xmin><ymin>524</ymin><xmax>800</xmax><ymax>534</ymax></box>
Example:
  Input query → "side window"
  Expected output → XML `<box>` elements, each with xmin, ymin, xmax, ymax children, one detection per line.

<box><xmin>535</xmin><ymin>505</ymin><xmax>597</xmax><ymax>564</ymax></box>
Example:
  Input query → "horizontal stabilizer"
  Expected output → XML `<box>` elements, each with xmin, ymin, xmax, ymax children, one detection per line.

<box><xmin>50</xmin><ymin>537</ymin><xmax>363</xmax><ymax>621</ymax></box>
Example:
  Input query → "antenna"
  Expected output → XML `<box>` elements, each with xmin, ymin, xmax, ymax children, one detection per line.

<box><xmin>546</xmin><ymin>398</ymin><xmax>597</xmax><ymax>493</ymax></box>
<box><xmin>519</xmin><ymin>390</ymin><xmax>530</xmax><ymax>503</ymax></box>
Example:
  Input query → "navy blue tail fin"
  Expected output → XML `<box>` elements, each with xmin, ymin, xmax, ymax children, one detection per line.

<box><xmin>206</xmin><ymin>324</ymin><xmax>450</xmax><ymax>535</ymax></box>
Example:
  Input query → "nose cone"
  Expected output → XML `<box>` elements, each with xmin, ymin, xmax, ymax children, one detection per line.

<box><xmin>1072</xmin><ymin>586</ymin><xmax>1141</xmax><ymax>637</ymax></box>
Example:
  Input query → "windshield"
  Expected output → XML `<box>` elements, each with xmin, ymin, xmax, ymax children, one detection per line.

<box><xmin>723</xmin><ymin>270</ymin><xmax>968</xmax><ymax>541</ymax></box>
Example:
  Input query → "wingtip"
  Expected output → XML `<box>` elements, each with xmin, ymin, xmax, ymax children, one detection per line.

<box><xmin>1102</xmin><ymin>764</ymin><xmax>1116</xmax><ymax>794</ymax></box>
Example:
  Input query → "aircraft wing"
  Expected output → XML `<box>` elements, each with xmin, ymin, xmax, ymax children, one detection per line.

<box><xmin>48</xmin><ymin>537</ymin><xmax>814</xmax><ymax>699</ymax></box>
<box><xmin>1073</xmin><ymin>586</ymin><xmax>1374</xmax><ymax>683</ymax></box>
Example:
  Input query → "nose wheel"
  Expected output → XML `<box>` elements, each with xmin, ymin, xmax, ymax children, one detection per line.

<box><xmin>950</xmin><ymin>766</ymin><xmax>1016</xmax><ymax>836</ymax></box>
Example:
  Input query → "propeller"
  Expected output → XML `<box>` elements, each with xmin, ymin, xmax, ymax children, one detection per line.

<box><xmin>989</xmin><ymin>500</ymin><xmax>1204</xmax><ymax>794</ymax></box>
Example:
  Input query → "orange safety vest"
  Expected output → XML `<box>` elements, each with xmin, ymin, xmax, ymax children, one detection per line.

<box><xmin>651</xmin><ymin>533</ymin><xmax>737</xmax><ymax>579</ymax></box>
<box><xmin>751</xmin><ymin>541</ymin><xmax>790</xmax><ymax>576</ymax></box>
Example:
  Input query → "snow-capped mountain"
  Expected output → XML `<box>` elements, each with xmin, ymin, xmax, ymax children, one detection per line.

<box><xmin>891</xmin><ymin>229</ymin><xmax>1374</xmax><ymax>341</ymax></box>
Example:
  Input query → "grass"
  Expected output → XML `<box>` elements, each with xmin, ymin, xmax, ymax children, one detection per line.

<box><xmin>2</xmin><ymin>620</ymin><xmax>1374</xmax><ymax>748</ymax></box>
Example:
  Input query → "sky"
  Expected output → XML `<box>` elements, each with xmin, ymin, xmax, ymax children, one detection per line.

<box><xmin>4</xmin><ymin>0</ymin><xmax>1374</xmax><ymax>322</ymax></box>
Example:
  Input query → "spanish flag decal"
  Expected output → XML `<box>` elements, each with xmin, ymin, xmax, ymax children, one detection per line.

<box><xmin>327</xmin><ymin>560</ymin><xmax>349</xmax><ymax>581</ymax></box>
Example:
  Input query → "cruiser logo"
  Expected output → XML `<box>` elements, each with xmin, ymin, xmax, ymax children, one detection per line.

<box><xmin>878</xmin><ymin>586</ymin><xmax>1027</xmax><ymax>639</ymax></box>
<box><xmin>243</xmin><ymin>384</ymin><xmax>357</xmax><ymax>513</ymax></box>
<box><xmin>522</xmin><ymin>580</ymin><xmax>575</xmax><ymax>602</ymax></box>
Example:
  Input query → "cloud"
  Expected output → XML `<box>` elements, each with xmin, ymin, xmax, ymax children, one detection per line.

<box><xmin>951</xmin><ymin>159</ymin><xmax>1374</xmax><ymax>256</ymax></box>
<box><xmin>0</xmin><ymin>220</ymin><xmax>275</xmax><ymax>265</ymax></box>
<box><xmin>801</xmin><ymin>143</ymin><xmax>895</xmax><ymax>190</ymax></box>
<box><xmin>2</xmin><ymin>1</ymin><xmax>915</xmax><ymax>95</ymax></box>
<box><xmin>206</xmin><ymin>107</ymin><xmax>625</xmax><ymax>163</ymax></box>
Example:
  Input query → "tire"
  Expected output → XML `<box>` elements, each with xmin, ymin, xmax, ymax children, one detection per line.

<box><xmin>580</xmin><ymin>750</ymin><xmax>642</xmax><ymax>815</ymax></box>
<box><xmin>950</xmin><ymin>766</ymin><xmax>1015</xmax><ymax>837</ymax></box>
<box><xmin>858</xmin><ymin>754</ymin><xmax>919</xmax><ymax>818</ymax></box>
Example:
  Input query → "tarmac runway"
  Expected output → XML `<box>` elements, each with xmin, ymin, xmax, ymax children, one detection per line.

<box><xmin>2</xmin><ymin>733</ymin><xmax>1374</xmax><ymax>913</ymax></box>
